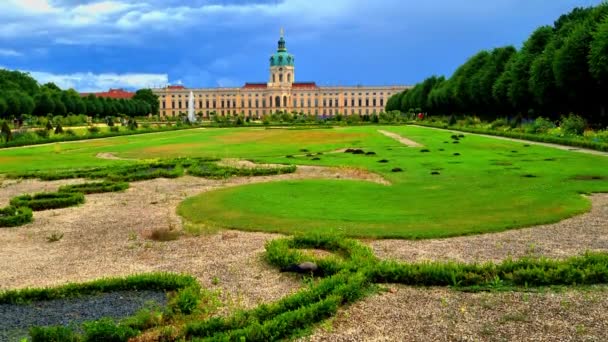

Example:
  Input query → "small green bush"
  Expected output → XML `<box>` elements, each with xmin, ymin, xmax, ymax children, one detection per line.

<box><xmin>169</xmin><ymin>286</ymin><xmax>200</xmax><ymax>315</ymax></box>
<box><xmin>560</xmin><ymin>114</ymin><xmax>586</xmax><ymax>135</ymax></box>
<box><xmin>87</xmin><ymin>126</ymin><xmax>100</xmax><ymax>134</ymax></box>
<box><xmin>45</xmin><ymin>120</ymin><xmax>54</xmax><ymax>131</ymax></box>
<box><xmin>1</xmin><ymin>121</ymin><xmax>12</xmax><ymax>142</ymax></box>
<box><xmin>35</xmin><ymin>129</ymin><xmax>50</xmax><ymax>139</ymax></box>
<box><xmin>30</xmin><ymin>325</ymin><xmax>79</xmax><ymax>342</ymax></box>
<box><xmin>10</xmin><ymin>192</ymin><xmax>85</xmax><ymax>211</ymax></box>
<box><xmin>83</xmin><ymin>318</ymin><xmax>139</xmax><ymax>342</ymax></box>
<box><xmin>110</xmin><ymin>126</ymin><xmax>120</xmax><ymax>132</ymax></box>
<box><xmin>58</xmin><ymin>181</ymin><xmax>129</xmax><ymax>194</ymax></box>
<box><xmin>0</xmin><ymin>206</ymin><xmax>33</xmax><ymax>227</ymax></box>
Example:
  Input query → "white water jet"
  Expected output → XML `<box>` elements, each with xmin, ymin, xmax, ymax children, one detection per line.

<box><xmin>187</xmin><ymin>91</ymin><xmax>196</xmax><ymax>122</ymax></box>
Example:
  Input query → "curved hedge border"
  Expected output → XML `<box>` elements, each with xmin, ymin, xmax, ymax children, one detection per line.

<box><xmin>185</xmin><ymin>234</ymin><xmax>608</xmax><ymax>341</ymax></box>
<box><xmin>19</xmin><ymin>234</ymin><xmax>608</xmax><ymax>341</ymax></box>
<box><xmin>0</xmin><ymin>273</ymin><xmax>205</xmax><ymax>342</ymax></box>
<box><xmin>0</xmin><ymin>206</ymin><xmax>33</xmax><ymax>228</ymax></box>
<box><xmin>58</xmin><ymin>181</ymin><xmax>129</xmax><ymax>194</ymax></box>
<box><xmin>10</xmin><ymin>192</ymin><xmax>85</xmax><ymax>211</ymax></box>
<box><xmin>412</xmin><ymin>123</ymin><xmax>608</xmax><ymax>152</ymax></box>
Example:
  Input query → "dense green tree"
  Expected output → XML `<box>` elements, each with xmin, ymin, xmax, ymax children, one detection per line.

<box><xmin>589</xmin><ymin>15</ymin><xmax>608</xmax><ymax>83</ymax></box>
<box><xmin>0</xmin><ymin>97</ymin><xmax>7</xmax><ymax>119</ymax></box>
<box><xmin>133</xmin><ymin>89</ymin><xmax>159</xmax><ymax>115</ymax></box>
<box><xmin>34</xmin><ymin>92</ymin><xmax>56</xmax><ymax>116</ymax></box>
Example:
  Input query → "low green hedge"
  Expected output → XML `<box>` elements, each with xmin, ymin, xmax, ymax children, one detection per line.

<box><xmin>58</xmin><ymin>181</ymin><xmax>129</xmax><ymax>194</ymax></box>
<box><xmin>9</xmin><ymin>192</ymin><xmax>85</xmax><ymax>211</ymax></box>
<box><xmin>0</xmin><ymin>206</ymin><xmax>33</xmax><ymax>227</ymax></box>
<box><xmin>187</xmin><ymin>162</ymin><xmax>297</xmax><ymax>179</ymax></box>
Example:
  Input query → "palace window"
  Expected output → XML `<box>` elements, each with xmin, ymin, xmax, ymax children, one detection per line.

<box><xmin>206</xmin><ymin>100</ymin><xmax>209</xmax><ymax>108</ymax></box>
<box><xmin>301</xmin><ymin>99</ymin><xmax>304</xmax><ymax>107</ymax></box>
<box><xmin>178</xmin><ymin>102</ymin><xmax>182</xmax><ymax>109</ymax></box>
<box><xmin>221</xmin><ymin>100</ymin><xmax>225</xmax><ymax>108</ymax></box>
<box><xmin>328</xmin><ymin>99</ymin><xmax>331</xmax><ymax>107</ymax></box>
<box><xmin>335</xmin><ymin>99</ymin><xmax>339</xmax><ymax>107</ymax></box>
<box><xmin>213</xmin><ymin>100</ymin><xmax>216</xmax><ymax>108</ymax></box>
<box><xmin>293</xmin><ymin>99</ymin><xmax>297</xmax><ymax>107</ymax></box>
<box><xmin>351</xmin><ymin>99</ymin><xmax>355</xmax><ymax>107</ymax></box>
<box><xmin>358</xmin><ymin>99</ymin><xmax>362</xmax><ymax>107</ymax></box>
<box><xmin>344</xmin><ymin>99</ymin><xmax>348</xmax><ymax>107</ymax></box>
<box><xmin>248</xmin><ymin>99</ymin><xmax>252</xmax><ymax>107</ymax></box>
<box><xmin>307</xmin><ymin>99</ymin><xmax>311</xmax><ymax>107</ymax></box>
<box><xmin>366</xmin><ymin>99</ymin><xmax>369</xmax><ymax>107</ymax></box>
<box><xmin>287</xmin><ymin>73</ymin><xmax>291</xmax><ymax>82</ymax></box>
<box><xmin>199</xmin><ymin>101</ymin><xmax>202</xmax><ymax>108</ymax></box>
<box><xmin>380</xmin><ymin>98</ymin><xmax>384</xmax><ymax>106</ymax></box>
<box><xmin>279</xmin><ymin>74</ymin><xmax>283</xmax><ymax>82</ymax></box>
<box><xmin>373</xmin><ymin>99</ymin><xmax>376</xmax><ymax>107</ymax></box>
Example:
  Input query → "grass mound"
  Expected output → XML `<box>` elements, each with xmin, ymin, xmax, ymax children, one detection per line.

<box><xmin>0</xmin><ymin>206</ymin><xmax>33</xmax><ymax>227</ymax></box>
<box><xmin>10</xmin><ymin>192</ymin><xmax>85</xmax><ymax>211</ymax></box>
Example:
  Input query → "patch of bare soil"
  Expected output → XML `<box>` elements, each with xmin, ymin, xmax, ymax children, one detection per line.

<box><xmin>95</xmin><ymin>152</ymin><xmax>134</xmax><ymax>160</ymax></box>
<box><xmin>372</xmin><ymin>194</ymin><xmax>608</xmax><ymax>263</ymax></box>
<box><xmin>378</xmin><ymin>129</ymin><xmax>423</xmax><ymax>147</ymax></box>
<box><xmin>305</xmin><ymin>285</ymin><xmax>608</xmax><ymax>341</ymax></box>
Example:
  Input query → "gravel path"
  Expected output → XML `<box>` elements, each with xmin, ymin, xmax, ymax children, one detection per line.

<box><xmin>0</xmin><ymin>290</ymin><xmax>166</xmax><ymax>341</ymax></box>
<box><xmin>414</xmin><ymin>125</ymin><xmax>608</xmax><ymax>157</ymax></box>
<box><xmin>304</xmin><ymin>285</ymin><xmax>608</xmax><ymax>342</ymax></box>
<box><xmin>378</xmin><ymin>130</ymin><xmax>423</xmax><ymax>147</ymax></box>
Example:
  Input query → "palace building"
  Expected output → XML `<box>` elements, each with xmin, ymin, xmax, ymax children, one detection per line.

<box><xmin>152</xmin><ymin>31</ymin><xmax>409</xmax><ymax>118</ymax></box>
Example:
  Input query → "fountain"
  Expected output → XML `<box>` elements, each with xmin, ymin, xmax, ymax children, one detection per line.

<box><xmin>187</xmin><ymin>91</ymin><xmax>196</xmax><ymax>123</ymax></box>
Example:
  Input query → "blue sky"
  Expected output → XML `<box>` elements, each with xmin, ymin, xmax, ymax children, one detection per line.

<box><xmin>0</xmin><ymin>0</ymin><xmax>603</xmax><ymax>92</ymax></box>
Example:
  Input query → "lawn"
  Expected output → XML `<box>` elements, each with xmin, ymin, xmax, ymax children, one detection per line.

<box><xmin>1</xmin><ymin>125</ymin><xmax>607</xmax><ymax>238</ymax></box>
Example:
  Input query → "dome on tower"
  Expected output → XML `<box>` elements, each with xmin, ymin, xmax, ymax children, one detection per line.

<box><xmin>270</xmin><ymin>30</ymin><xmax>294</xmax><ymax>67</ymax></box>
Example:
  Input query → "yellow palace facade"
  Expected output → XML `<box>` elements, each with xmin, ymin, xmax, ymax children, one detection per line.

<box><xmin>152</xmin><ymin>32</ymin><xmax>409</xmax><ymax>118</ymax></box>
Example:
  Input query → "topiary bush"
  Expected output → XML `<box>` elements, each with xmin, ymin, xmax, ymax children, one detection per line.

<box><xmin>54</xmin><ymin>123</ymin><xmax>64</xmax><ymax>135</ymax></box>
<box><xmin>0</xmin><ymin>206</ymin><xmax>33</xmax><ymax>227</ymax></box>
<box><xmin>10</xmin><ymin>192</ymin><xmax>85</xmax><ymax>211</ymax></box>
<box><xmin>58</xmin><ymin>181</ymin><xmax>129</xmax><ymax>194</ymax></box>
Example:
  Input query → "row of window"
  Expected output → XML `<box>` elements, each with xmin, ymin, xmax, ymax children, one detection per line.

<box><xmin>161</xmin><ymin>92</ymin><xmax>392</xmax><ymax>98</ymax></box>
<box><xmin>162</xmin><ymin>97</ymin><xmax>384</xmax><ymax>110</ymax></box>
<box><xmin>162</xmin><ymin>108</ymin><xmax>380</xmax><ymax>117</ymax></box>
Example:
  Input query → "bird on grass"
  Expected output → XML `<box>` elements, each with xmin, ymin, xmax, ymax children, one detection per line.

<box><xmin>280</xmin><ymin>261</ymin><xmax>318</xmax><ymax>274</ymax></box>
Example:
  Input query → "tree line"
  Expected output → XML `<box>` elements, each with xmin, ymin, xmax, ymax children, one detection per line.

<box><xmin>386</xmin><ymin>3</ymin><xmax>608</xmax><ymax>126</ymax></box>
<box><xmin>0</xmin><ymin>69</ymin><xmax>159</xmax><ymax>120</ymax></box>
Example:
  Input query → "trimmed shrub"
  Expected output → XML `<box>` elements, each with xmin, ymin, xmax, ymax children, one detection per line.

<box><xmin>1</xmin><ymin>121</ymin><xmax>13</xmax><ymax>142</ymax></box>
<box><xmin>87</xmin><ymin>126</ymin><xmax>100</xmax><ymax>134</ymax></box>
<box><xmin>58</xmin><ymin>181</ymin><xmax>129</xmax><ymax>194</ymax></box>
<box><xmin>54</xmin><ymin>123</ymin><xmax>64</xmax><ymax>134</ymax></box>
<box><xmin>0</xmin><ymin>206</ymin><xmax>33</xmax><ymax>227</ymax></box>
<box><xmin>391</xmin><ymin>168</ymin><xmax>403</xmax><ymax>172</ymax></box>
<box><xmin>10</xmin><ymin>192</ymin><xmax>85</xmax><ymax>211</ymax></box>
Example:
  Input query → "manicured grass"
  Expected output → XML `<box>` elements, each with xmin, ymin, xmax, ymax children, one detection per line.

<box><xmin>178</xmin><ymin>126</ymin><xmax>608</xmax><ymax>239</ymax></box>
<box><xmin>1</xmin><ymin>125</ymin><xmax>607</xmax><ymax>238</ymax></box>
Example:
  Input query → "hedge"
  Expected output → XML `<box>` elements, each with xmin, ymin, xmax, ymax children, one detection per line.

<box><xmin>10</xmin><ymin>192</ymin><xmax>85</xmax><ymax>211</ymax></box>
<box><xmin>0</xmin><ymin>206</ymin><xmax>33</xmax><ymax>227</ymax></box>
<box><xmin>58</xmin><ymin>181</ymin><xmax>129</xmax><ymax>194</ymax></box>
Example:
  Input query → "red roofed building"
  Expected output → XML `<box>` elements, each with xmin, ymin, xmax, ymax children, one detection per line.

<box><xmin>81</xmin><ymin>88</ymin><xmax>135</xmax><ymax>99</ymax></box>
<box><xmin>151</xmin><ymin>30</ymin><xmax>409</xmax><ymax>118</ymax></box>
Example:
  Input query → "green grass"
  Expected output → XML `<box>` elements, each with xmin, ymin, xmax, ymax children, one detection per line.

<box><xmin>1</xmin><ymin>125</ymin><xmax>608</xmax><ymax>238</ymax></box>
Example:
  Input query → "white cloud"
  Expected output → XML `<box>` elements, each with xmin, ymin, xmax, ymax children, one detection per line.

<box><xmin>26</xmin><ymin>70</ymin><xmax>168</xmax><ymax>91</ymax></box>
<box><xmin>0</xmin><ymin>0</ymin><xmax>363</xmax><ymax>43</ymax></box>
<box><xmin>0</xmin><ymin>48</ymin><xmax>22</xmax><ymax>57</ymax></box>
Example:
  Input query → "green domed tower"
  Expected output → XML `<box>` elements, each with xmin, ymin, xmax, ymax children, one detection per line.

<box><xmin>268</xmin><ymin>28</ymin><xmax>295</xmax><ymax>88</ymax></box>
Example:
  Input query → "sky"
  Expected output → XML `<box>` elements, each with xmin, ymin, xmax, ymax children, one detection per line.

<box><xmin>0</xmin><ymin>0</ymin><xmax>603</xmax><ymax>92</ymax></box>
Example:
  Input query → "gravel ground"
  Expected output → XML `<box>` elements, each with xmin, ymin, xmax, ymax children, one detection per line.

<box><xmin>0</xmin><ymin>165</ymin><xmax>386</xmax><ymax>309</ymax></box>
<box><xmin>372</xmin><ymin>193</ymin><xmax>608</xmax><ymax>263</ymax></box>
<box><xmin>0</xmin><ymin>290</ymin><xmax>166</xmax><ymax>341</ymax></box>
<box><xmin>304</xmin><ymin>285</ymin><xmax>608</xmax><ymax>342</ymax></box>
